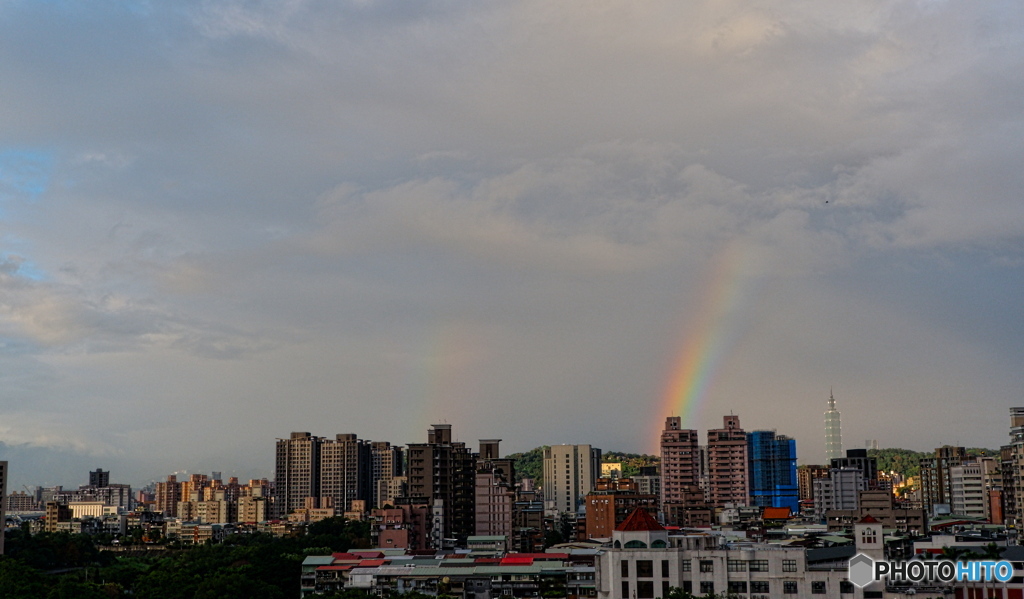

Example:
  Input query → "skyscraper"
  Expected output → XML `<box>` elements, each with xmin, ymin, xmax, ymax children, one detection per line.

<box><xmin>0</xmin><ymin>461</ymin><xmax>7</xmax><ymax>555</ymax></box>
<box><xmin>320</xmin><ymin>434</ymin><xmax>371</xmax><ymax>513</ymax></box>
<box><xmin>275</xmin><ymin>432</ymin><xmax>322</xmax><ymax>517</ymax></box>
<box><xmin>405</xmin><ymin>424</ymin><xmax>477</xmax><ymax>547</ymax></box>
<box><xmin>371</xmin><ymin>441</ymin><xmax>404</xmax><ymax>508</ymax></box>
<box><xmin>825</xmin><ymin>390</ymin><xmax>843</xmax><ymax>462</ymax></box>
<box><xmin>747</xmin><ymin>431</ymin><xmax>798</xmax><ymax>511</ymax></box>
<box><xmin>659</xmin><ymin>417</ymin><xmax>700</xmax><ymax>503</ymax></box>
<box><xmin>707</xmin><ymin>415</ymin><xmax>749</xmax><ymax>508</ymax></box>
<box><xmin>543</xmin><ymin>444</ymin><xmax>601</xmax><ymax>516</ymax></box>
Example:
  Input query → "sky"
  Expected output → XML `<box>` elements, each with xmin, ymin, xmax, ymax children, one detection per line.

<box><xmin>1</xmin><ymin>0</ymin><xmax>1023</xmax><ymax>491</ymax></box>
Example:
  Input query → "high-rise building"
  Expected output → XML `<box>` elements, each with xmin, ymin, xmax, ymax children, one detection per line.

<box><xmin>371</xmin><ymin>441</ymin><xmax>404</xmax><ymax>508</ymax></box>
<box><xmin>825</xmin><ymin>390</ymin><xmax>843</xmax><ymax>462</ymax></box>
<box><xmin>814</xmin><ymin>467</ymin><xmax>864</xmax><ymax>521</ymax></box>
<box><xmin>797</xmin><ymin>465</ymin><xmax>830</xmax><ymax>503</ymax></box>
<box><xmin>89</xmin><ymin>469</ymin><xmax>110</xmax><ymax>488</ymax></box>
<box><xmin>405</xmin><ymin>424</ymin><xmax>477</xmax><ymax>547</ymax></box>
<box><xmin>706</xmin><ymin>415</ymin><xmax>748</xmax><ymax>508</ymax></box>
<box><xmin>830</xmin><ymin>449</ymin><xmax>878</xmax><ymax>488</ymax></box>
<box><xmin>320</xmin><ymin>434</ymin><xmax>371</xmax><ymax>513</ymax></box>
<box><xmin>0</xmin><ymin>460</ymin><xmax>7</xmax><ymax>555</ymax></box>
<box><xmin>275</xmin><ymin>432</ymin><xmax>322</xmax><ymax>517</ymax></box>
<box><xmin>475</xmin><ymin>439</ymin><xmax>516</xmax><ymax>544</ymax></box>
<box><xmin>659</xmin><ymin>416</ymin><xmax>700</xmax><ymax>518</ymax></box>
<box><xmin>949</xmin><ymin>461</ymin><xmax>987</xmax><ymax>519</ymax></box>
<box><xmin>155</xmin><ymin>475</ymin><xmax>181</xmax><ymax>516</ymax></box>
<box><xmin>543</xmin><ymin>444</ymin><xmax>601</xmax><ymax>516</ymax></box>
<box><xmin>746</xmin><ymin>431</ymin><xmax>798</xmax><ymax>511</ymax></box>
<box><xmin>1003</xmin><ymin>408</ymin><xmax>1024</xmax><ymax>528</ymax></box>
<box><xmin>919</xmin><ymin>446</ymin><xmax>968</xmax><ymax>514</ymax></box>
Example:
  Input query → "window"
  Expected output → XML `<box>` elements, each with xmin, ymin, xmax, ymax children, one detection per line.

<box><xmin>861</xmin><ymin>527</ymin><xmax>877</xmax><ymax>545</ymax></box>
<box><xmin>637</xmin><ymin>561</ymin><xmax>653</xmax><ymax>578</ymax></box>
<box><xmin>840</xmin><ymin>581</ymin><xmax>854</xmax><ymax>594</ymax></box>
<box><xmin>728</xmin><ymin>560</ymin><xmax>747</xmax><ymax>572</ymax></box>
<box><xmin>621</xmin><ymin>561</ymin><xmax>629</xmax><ymax>578</ymax></box>
<box><xmin>682</xmin><ymin>582</ymin><xmax>692</xmax><ymax>594</ymax></box>
<box><xmin>681</xmin><ymin>560</ymin><xmax>691</xmax><ymax>572</ymax></box>
<box><xmin>812</xmin><ymin>581</ymin><xmax>826</xmax><ymax>594</ymax></box>
<box><xmin>662</xmin><ymin>581</ymin><xmax>670</xmax><ymax>598</ymax></box>
<box><xmin>783</xmin><ymin>559</ymin><xmax>797</xmax><ymax>572</ymax></box>
<box><xmin>748</xmin><ymin>560</ymin><xmax>769</xmax><ymax>572</ymax></box>
<box><xmin>699</xmin><ymin>560</ymin><xmax>714</xmax><ymax>573</ymax></box>
<box><xmin>728</xmin><ymin>581</ymin><xmax>747</xmax><ymax>594</ymax></box>
<box><xmin>638</xmin><ymin>581</ymin><xmax>654</xmax><ymax>599</ymax></box>
<box><xmin>700</xmin><ymin>582</ymin><xmax>714</xmax><ymax>595</ymax></box>
<box><xmin>783</xmin><ymin>581</ymin><xmax>797</xmax><ymax>595</ymax></box>
<box><xmin>661</xmin><ymin>560</ymin><xmax>669</xmax><ymax>578</ymax></box>
<box><xmin>750</xmin><ymin>581</ymin><xmax>769</xmax><ymax>593</ymax></box>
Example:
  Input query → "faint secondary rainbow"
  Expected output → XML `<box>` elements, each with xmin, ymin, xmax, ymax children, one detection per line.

<box><xmin>656</xmin><ymin>240</ymin><xmax>760</xmax><ymax>433</ymax></box>
<box><xmin>413</xmin><ymin>320</ymin><xmax>487</xmax><ymax>435</ymax></box>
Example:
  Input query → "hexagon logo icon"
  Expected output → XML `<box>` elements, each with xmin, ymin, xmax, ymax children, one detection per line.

<box><xmin>849</xmin><ymin>553</ymin><xmax>875</xmax><ymax>588</ymax></box>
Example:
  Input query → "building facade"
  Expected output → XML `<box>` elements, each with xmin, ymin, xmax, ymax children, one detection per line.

<box><xmin>660</xmin><ymin>417</ymin><xmax>701</xmax><ymax>522</ymax></box>
<box><xmin>747</xmin><ymin>431</ymin><xmax>798</xmax><ymax>511</ymax></box>
<box><xmin>543</xmin><ymin>444</ymin><xmax>602</xmax><ymax>516</ymax></box>
<box><xmin>405</xmin><ymin>424</ymin><xmax>478</xmax><ymax>546</ymax></box>
<box><xmin>706</xmin><ymin>415</ymin><xmax>748</xmax><ymax>508</ymax></box>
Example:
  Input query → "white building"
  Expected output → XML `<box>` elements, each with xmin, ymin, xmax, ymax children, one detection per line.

<box><xmin>596</xmin><ymin>507</ymin><xmax>864</xmax><ymax>599</ymax></box>
<box><xmin>543</xmin><ymin>444</ymin><xmax>601</xmax><ymax>516</ymax></box>
<box><xmin>949</xmin><ymin>462</ymin><xmax>987</xmax><ymax>519</ymax></box>
<box><xmin>813</xmin><ymin>468</ymin><xmax>864</xmax><ymax>521</ymax></box>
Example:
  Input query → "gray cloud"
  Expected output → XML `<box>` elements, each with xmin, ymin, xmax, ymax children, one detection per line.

<box><xmin>1</xmin><ymin>0</ymin><xmax>1022</xmax><ymax>488</ymax></box>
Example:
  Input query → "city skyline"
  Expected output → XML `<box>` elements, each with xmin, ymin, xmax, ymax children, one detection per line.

<box><xmin>1</xmin><ymin>2</ymin><xmax>1023</xmax><ymax>491</ymax></box>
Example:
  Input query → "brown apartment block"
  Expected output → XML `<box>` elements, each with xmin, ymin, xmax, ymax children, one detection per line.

<box><xmin>797</xmin><ymin>465</ymin><xmax>830</xmax><ymax>502</ymax></box>
<box><xmin>663</xmin><ymin>485</ymin><xmax>715</xmax><ymax>528</ymax></box>
<box><xmin>659</xmin><ymin>417</ymin><xmax>701</xmax><ymax>523</ymax></box>
<box><xmin>372</xmin><ymin>504</ymin><xmax>430</xmax><ymax>550</ymax></box>
<box><xmin>707</xmin><ymin>414</ymin><xmax>749</xmax><ymax>508</ymax></box>
<box><xmin>584</xmin><ymin>478</ymin><xmax>658</xmax><ymax>539</ymax></box>
<box><xmin>475</xmin><ymin>439</ymin><xmax>516</xmax><ymax>542</ymax></box>
<box><xmin>405</xmin><ymin>424</ymin><xmax>477</xmax><ymax>546</ymax></box>
<box><xmin>0</xmin><ymin>461</ymin><xmax>5</xmax><ymax>555</ymax></box>
<box><xmin>919</xmin><ymin>445</ymin><xmax>968</xmax><ymax>514</ymax></box>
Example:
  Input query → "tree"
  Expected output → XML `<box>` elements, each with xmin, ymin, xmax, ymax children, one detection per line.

<box><xmin>0</xmin><ymin>559</ymin><xmax>48</xmax><ymax>599</ymax></box>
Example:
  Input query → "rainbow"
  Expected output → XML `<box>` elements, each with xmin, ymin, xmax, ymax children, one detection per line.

<box><xmin>413</xmin><ymin>320</ymin><xmax>487</xmax><ymax>435</ymax></box>
<box><xmin>655</xmin><ymin>240</ymin><xmax>760</xmax><ymax>436</ymax></box>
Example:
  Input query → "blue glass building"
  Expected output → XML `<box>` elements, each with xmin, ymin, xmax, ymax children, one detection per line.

<box><xmin>747</xmin><ymin>431</ymin><xmax>799</xmax><ymax>512</ymax></box>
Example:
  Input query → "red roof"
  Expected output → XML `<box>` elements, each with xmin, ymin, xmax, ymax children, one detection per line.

<box><xmin>332</xmin><ymin>553</ymin><xmax>362</xmax><ymax>561</ymax></box>
<box><xmin>358</xmin><ymin>559</ymin><xmax>387</xmax><ymax>567</ymax></box>
<box><xmin>858</xmin><ymin>515</ymin><xmax>880</xmax><ymax>524</ymax></box>
<box><xmin>317</xmin><ymin>565</ymin><xmax>355</xmax><ymax>571</ymax></box>
<box><xmin>762</xmin><ymin>507</ymin><xmax>792</xmax><ymax>520</ymax></box>
<box><xmin>351</xmin><ymin>551</ymin><xmax>385</xmax><ymax>558</ymax></box>
<box><xmin>501</xmin><ymin>557</ymin><xmax>535</xmax><ymax>565</ymax></box>
<box><xmin>615</xmin><ymin>508</ymin><xmax>665</xmax><ymax>532</ymax></box>
<box><xmin>475</xmin><ymin>558</ymin><xmax>502</xmax><ymax>564</ymax></box>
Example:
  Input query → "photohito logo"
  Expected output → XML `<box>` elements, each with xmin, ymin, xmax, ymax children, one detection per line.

<box><xmin>848</xmin><ymin>553</ymin><xmax>1014</xmax><ymax>588</ymax></box>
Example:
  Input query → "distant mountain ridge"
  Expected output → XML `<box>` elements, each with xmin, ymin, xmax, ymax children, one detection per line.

<box><xmin>504</xmin><ymin>447</ymin><xmax>660</xmax><ymax>487</ymax></box>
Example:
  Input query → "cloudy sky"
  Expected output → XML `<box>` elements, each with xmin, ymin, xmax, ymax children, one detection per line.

<box><xmin>1</xmin><ymin>0</ymin><xmax>1022</xmax><ymax>490</ymax></box>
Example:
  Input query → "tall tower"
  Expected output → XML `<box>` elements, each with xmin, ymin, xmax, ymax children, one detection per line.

<box><xmin>747</xmin><ymin>431</ymin><xmax>799</xmax><ymax>511</ymax></box>
<box><xmin>825</xmin><ymin>389</ymin><xmax>843</xmax><ymax>462</ymax></box>
<box><xmin>542</xmin><ymin>444</ymin><xmax>602</xmax><ymax>516</ymax></box>
<box><xmin>707</xmin><ymin>415</ymin><xmax>749</xmax><ymax>508</ymax></box>
<box><xmin>660</xmin><ymin>416</ymin><xmax>700</xmax><ymax>518</ymax></box>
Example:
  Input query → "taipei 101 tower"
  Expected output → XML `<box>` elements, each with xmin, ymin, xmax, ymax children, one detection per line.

<box><xmin>824</xmin><ymin>389</ymin><xmax>843</xmax><ymax>462</ymax></box>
